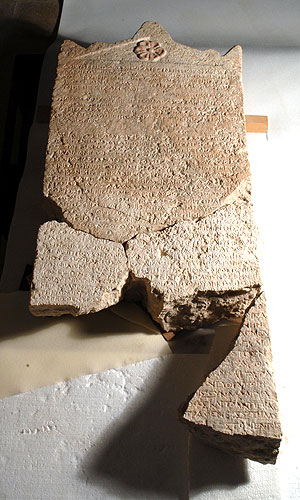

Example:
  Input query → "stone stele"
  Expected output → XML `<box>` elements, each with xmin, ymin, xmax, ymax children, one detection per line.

<box><xmin>180</xmin><ymin>293</ymin><xmax>282</xmax><ymax>464</ymax></box>
<box><xmin>29</xmin><ymin>21</ymin><xmax>281</xmax><ymax>465</ymax></box>
<box><xmin>31</xmin><ymin>22</ymin><xmax>260</xmax><ymax>330</ymax></box>
<box><xmin>43</xmin><ymin>21</ymin><xmax>250</xmax><ymax>243</ymax></box>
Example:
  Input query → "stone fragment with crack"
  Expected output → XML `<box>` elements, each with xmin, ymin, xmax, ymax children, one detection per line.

<box><xmin>30</xmin><ymin>221</ymin><xmax>129</xmax><ymax>316</ymax></box>
<box><xmin>43</xmin><ymin>21</ymin><xmax>249</xmax><ymax>243</ymax></box>
<box><xmin>31</xmin><ymin>21</ymin><xmax>259</xmax><ymax>332</ymax></box>
<box><xmin>180</xmin><ymin>293</ymin><xmax>282</xmax><ymax>464</ymax></box>
<box><xmin>125</xmin><ymin>194</ymin><xmax>261</xmax><ymax>331</ymax></box>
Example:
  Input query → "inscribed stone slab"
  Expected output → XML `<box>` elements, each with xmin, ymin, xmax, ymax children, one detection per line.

<box><xmin>43</xmin><ymin>22</ymin><xmax>249</xmax><ymax>243</ymax></box>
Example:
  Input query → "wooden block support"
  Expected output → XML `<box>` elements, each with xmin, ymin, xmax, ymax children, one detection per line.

<box><xmin>163</xmin><ymin>331</ymin><xmax>176</xmax><ymax>341</ymax></box>
<box><xmin>246</xmin><ymin>115</ymin><xmax>268</xmax><ymax>133</ymax></box>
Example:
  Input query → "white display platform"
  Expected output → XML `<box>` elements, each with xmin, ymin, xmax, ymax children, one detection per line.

<box><xmin>1</xmin><ymin>2</ymin><xmax>300</xmax><ymax>498</ymax></box>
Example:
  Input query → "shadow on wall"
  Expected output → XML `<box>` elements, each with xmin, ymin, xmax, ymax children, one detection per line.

<box><xmin>0</xmin><ymin>35</ymin><xmax>96</xmax><ymax>292</ymax></box>
<box><xmin>80</xmin><ymin>353</ymin><xmax>249</xmax><ymax>499</ymax></box>
<box><xmin>0</xmin><ymin>0</ymin><xmax>62</xmax><ymax>275</ymax></box>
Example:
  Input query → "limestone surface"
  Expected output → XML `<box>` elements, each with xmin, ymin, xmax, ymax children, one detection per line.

<box><xmin>43</xmin><ymin>22</ymin><xmax>249</xmax><ymax>243</ymax></box>
<box><xmin>31</xmin><ymin>22</ymin><xmax>259</xmax><ymax>333</ymax></box>
<box><xmin>180</xmin><ymin>293</ymin><xmax>282</xmax><ymax>464</ymax></box>
<box><xmin>125</xmin><ymin>195</ymin><xmax>261</xmax><ymax>331</ymax></box>
<box><xmin>30</xmin><ymin>221</ymin><xmax>129</xmax><ymax>316</ymax></box>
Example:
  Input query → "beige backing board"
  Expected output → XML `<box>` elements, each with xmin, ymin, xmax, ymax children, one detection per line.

<box><xmin>0</xmin><ymin>292</ymin><xmax>241</xmax><ymax>399</ymax></box>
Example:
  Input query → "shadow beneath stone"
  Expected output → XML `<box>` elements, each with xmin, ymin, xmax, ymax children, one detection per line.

<box><xmin>168</xmin><ymin>326</ymin><xmax>215</xmax><ymax>355</ymax></box>
<box><xmin>189</xmin><ymin>436</ymin><xmax>249</xmax><ymax>494</ymax></box>
<box><xmin>0</xmin><ymin>291</ymin><xmax>160</xmax><ymax>340</ymax></box>
<box><xmin>0</xmin><ymin>33</ymin><xmax>100</xmax><ymax>292</ymax></box>
<box><xmin>81</xmin><ymin>352</ymin><xmax>249</xmax><ymax>499</ymax></box>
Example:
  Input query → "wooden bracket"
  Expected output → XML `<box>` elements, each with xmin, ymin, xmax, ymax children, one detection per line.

<box><xmin>245</xmin><ymin>115</ymin><xmax>268</xmax><ymax>133</ymax></box>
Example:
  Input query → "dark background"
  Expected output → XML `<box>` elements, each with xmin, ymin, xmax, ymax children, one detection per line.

<box><xmin>0</xmin><ymin>0</ymin><xmax>63</xmax><ymax>277</ymax></box>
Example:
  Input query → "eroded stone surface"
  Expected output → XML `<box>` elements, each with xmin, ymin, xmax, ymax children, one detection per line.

<box><xmin>43</xmin><ymin>22</ymin><xmax>249</xmax><ymax>243</ymax></box>
<box><xmin>125</xmin><ymin>194</ymin><xmax>261</xmax><ymax>331</ymax></box>
<box><xmin>30</xmin><ymin>221</ymin><xmax>129</xmax><ymax>316</ymax></box>
<box><xmin>180</xmin><ymin>293</ymin><xmax>282</xmax><ymax>464</ymax></box>
<box><xmin>32</xmin><ymin>23</ymin><xmax>260</xmax><ymax>333</ymax></box>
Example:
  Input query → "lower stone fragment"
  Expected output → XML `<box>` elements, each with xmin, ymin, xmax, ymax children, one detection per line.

<box><xmin>30</xmin><ymin>221</ymin><xmax>129</xmax><ymax>316</ymax></box>
<box><xmin>179</xmin><ymin>293</ymin><xmax>282</xmax><ymax>464</ymax></box>
<box><xmin>30</xmin><ymin>192</ymin><xmax>261</xmax><ymax>331</ymax></box>
<box><xmin>125</xmin><ymin>198</ymin><xmax>261</xmax><ymax>332</ymax></box>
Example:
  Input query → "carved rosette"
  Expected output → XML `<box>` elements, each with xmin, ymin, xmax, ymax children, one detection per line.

<box><xmin>133</xmin><ymin>40</ymin><xmax>166</xmax><ymax>61</ymax></box>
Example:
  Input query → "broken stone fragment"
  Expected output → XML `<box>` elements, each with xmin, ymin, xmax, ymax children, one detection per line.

<box><xmin>125</xmin><ymin>197</ymin><xmax>261</xmax><ymax>332</ymax></box>
<box><xmin>30</xmin><ymin>221</ymin><xmax>129</xmax><ymax>316</ymax></box>
<box><xmin>180</xmin><ymin>293</ymin><xmax>282</xmax><ymax>464</ymax></box>
<box><xmin>43</xmin><ymin>21</ymin><xmax>250</xmax><ymax>243</ymax></box>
